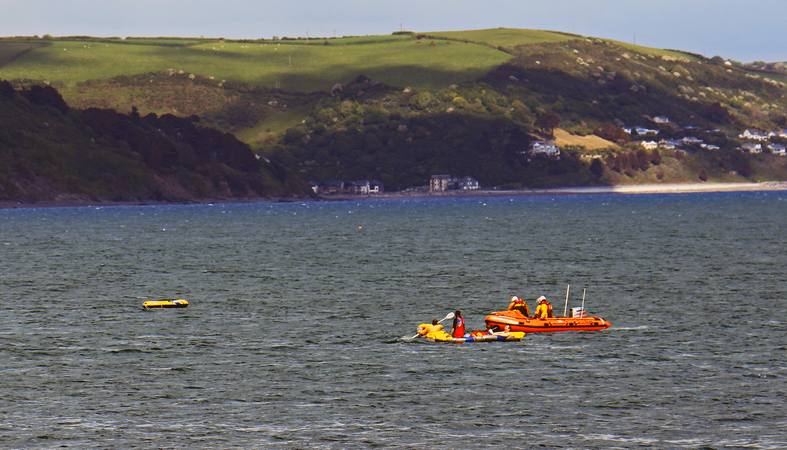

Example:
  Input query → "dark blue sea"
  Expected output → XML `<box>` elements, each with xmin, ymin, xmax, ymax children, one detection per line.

<box><xmin>1</xmin><ymin>192</ymin><xmax>785</xmax><ymax>448</ymax></box>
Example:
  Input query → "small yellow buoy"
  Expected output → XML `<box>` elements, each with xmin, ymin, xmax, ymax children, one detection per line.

<box><xmin>142</xmin><ymin>298</ymin><xmax>189</xmax><ymax>309</ymax></box>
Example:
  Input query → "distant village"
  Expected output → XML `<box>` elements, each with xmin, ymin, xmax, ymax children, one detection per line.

<box><xmin>620</xmin><ymin>116</ymin><xmax>786</xmax><ymax>156</ymax></box>
<box><xmin>528</xmin><ymin>116</ymin><xmax>787</xmax><ymax>158</ymax></box>
<box><xmin>310</xmin><ymin>117</ymin><xmax>787</xmax><ymax>195</ymax></box>
<box><xmin>310</xmin><ymin>179</ymin><xmax>384</xmax><ymax>195</ymax></box>
<box><xmin>310</xmin><ymin>175</ymin><xmax>482</xmax><ymax>195</ymax></box>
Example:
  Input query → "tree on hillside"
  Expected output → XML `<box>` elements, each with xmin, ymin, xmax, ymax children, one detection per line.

<box><xmin>635</xmin><ymin>149</ymin><xmax>650</xmax><ymax>171</ymax></box>
<box><xmin>510</xmin><ymin>100</ymin><xmax>534</xmax><ymax>126</ymax></box>
<box><xmin>607</xmin><ymin>154</ymin><xmax>620</xmax><ymax>173</ymax></box>
<box><xmin>705</xmin><ymin>102</ymin><xmax>733</xmax><ymax>124</ymax></box>
<box><xmin>595</xmin><ymin>123</ymin><xmax>628</xmax><ymax>143</ymax></box>
<box><xmin>649</xmin><ymin>149</ymin><xmax>662</xmax><ymax>165</ymax></box>
<box><xmin>710</xmin><ymin>56</ymin><xmax>725</xmax><ymax>65</ymax></box>
<box><xmin>0</xmin><ymin>80</ymin><xmax>14</xmax><ymax>98</ymax></box>
<box><xmin>589</xmin><ymin>158</ymin><xmax>604</xmax><ymax>178</ymax></box>
<box><xmin>535</xmin><ymin>112</ymin><xmax>560</xmax><ymax>137</ymax></box>
<box><xmin>21</xmin><ymin>85</ymin><xmax>68</xmax><ymax>113</ymax></box>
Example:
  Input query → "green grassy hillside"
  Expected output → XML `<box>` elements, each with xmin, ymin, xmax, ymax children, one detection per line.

<box><xmin>424</xmin><ymin>28</ymin><xmax>577</xmax><ymax>50</ymax></box>
<box><xmin>1</xmin><ymin>28</ymin><xmax>786</xmax><ymax>197</ymax></box>
<box><xmin>0</xmin><ymin>36</ymin><xmax>509</xmax><ymax>91</ymax></box>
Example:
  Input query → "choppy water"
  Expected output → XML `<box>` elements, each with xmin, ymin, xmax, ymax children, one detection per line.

<box><xmin>1</xmin><ymin>193</ymin><xmax>786</xmax><ymax>448</ymax></box>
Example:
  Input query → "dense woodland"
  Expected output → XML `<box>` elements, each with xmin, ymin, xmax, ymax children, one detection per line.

<box><xmin>0</xmin><ymin>81</ymin><xmax>303</xmax><ymax>202</ymax></box>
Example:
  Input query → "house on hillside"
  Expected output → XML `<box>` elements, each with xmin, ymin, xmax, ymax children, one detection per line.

<box><xmin>741</xmin><ymin>142</ymin><xmax>762</xmax><ymax>154</ymax></box>
<box><xmin>429</xmin><ymin>175</ymin><xmax>479</xmax><ymax>192</ymax></box>
<box><xmin>349</xmin><ymin>180</ymin><xmax>371</xmax><ymax>195</ymax></box>
<box><xmin>640</xmin><ymin>141</ymin><xmax>658</xmax><ymax>150</ymax></box>
<box><xmin>369</xmin><ymin>180</ymin><xmax>384</xmax><ymax>193</ymax></box>
<box><xmin>681</xmin><ymin>136</ymin><xmax>704</xmax><ymax>145</ymax></box>
<box><xmin>738</xmin><ymin>129</ymin><xmax>769</xmax><ymax>141</ymax></box>
<box><xmin>767</xmin><ymin>143</ymin><xmax>786</xmax><ymax>156</ymax></box>
<box><xmin>634</xmin><ymin>127</ymin><xmax>659</xmax><ymax>136</ymax></box>
<box><xmin>658</xmin><ymin>139</ymin><xmax>677</xmax><ymax>150</ymax></box>
<box><xmin>700</xmin><ymin>143</ymin><xmax>720</xmax><ymax>151</ymax></box>
<box><xmin>313</xmin><ymin>179</ymin><xmax>384</xmax><ymax>195</ymax></box>
<box><xmin>457</xmin><ymin>176</ymin><xmax>480</xmax><ymax>190</ymax></box>
<box><xmin>430</xmin><ymin>174</ymin><xmax>452</xmax><ymax>192</ymax></box>
<box><xmin>652</xmin><ymin>116</ymin><xmax>671</xmax><ymax>124</ymax></box>
<box><xmin>320</xmin><ymin>180</ymin><xmax>345</xmax><ymax>194</ymax></box>
<box><xmin>530</xmin><ymin>140</ymin><xmax>560</xmax><ymax>157</ymax></box>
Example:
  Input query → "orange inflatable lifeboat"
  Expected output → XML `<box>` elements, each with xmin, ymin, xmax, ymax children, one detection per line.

<box><xmin>484</xmin><ymin>309</ymin><xmax>611</xmax><ymax>333</ymax></box>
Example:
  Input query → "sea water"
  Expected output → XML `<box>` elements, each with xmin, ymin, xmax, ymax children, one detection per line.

<box><xmin>0</xmin><ymin>192</ymin><xmax>785</xmax><ymax>448</ymax></box>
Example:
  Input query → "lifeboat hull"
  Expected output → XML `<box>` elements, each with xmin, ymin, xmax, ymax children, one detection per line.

<box><xmin>485</xmin><ymin>310</ymin><xmax>611</xmax><ymax>333</ymax></box>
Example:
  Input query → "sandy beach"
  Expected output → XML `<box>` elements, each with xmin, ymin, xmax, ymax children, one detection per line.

<box><xmin>353</xmin><ymin>181</ymin><xmax>787</xmax><ymax>200</ymax></box>
<box><xmin>527</xmin><ymin>181</ymin><xmax>787</xmax><ymax>195</ymax></box>
<box><xmin>2</xmin><ymin>182</ymin><xmax>787</xmax><ymax>208</ymax></box>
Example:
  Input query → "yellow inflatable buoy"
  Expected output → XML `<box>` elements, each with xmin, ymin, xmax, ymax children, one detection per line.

<box><xmin>142</xmin><ymin>298</ymin><xmax>189</xmax><ymax>309</ymax></box>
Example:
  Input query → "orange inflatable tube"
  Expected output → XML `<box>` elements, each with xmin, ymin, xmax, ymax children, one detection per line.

<box><xmin>484</xmin><ymin>310</ymin><xmax>611</xmax><ymax>333</ymax></box>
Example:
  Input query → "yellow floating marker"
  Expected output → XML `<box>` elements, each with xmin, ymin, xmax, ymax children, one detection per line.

<box><xmin>142</xmin><ymin>298</ymin><xmax>189</xmax><ymax>309</ymax></box>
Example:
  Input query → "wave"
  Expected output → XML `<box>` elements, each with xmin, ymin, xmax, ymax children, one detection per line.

<box><xmin>105</xmin><ymin>347</ymin><xmax>158</xmax><ymax>353</ymax></box>
<box><xmin>612</xmin><ymin>325</ymin><xmax>650</xmax><ymax>331</ymax></box>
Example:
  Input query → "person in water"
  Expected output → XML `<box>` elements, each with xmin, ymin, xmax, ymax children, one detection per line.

<box><xmin>533</xmin><ymin>296</ymin><xmax>554</xmax><ymax>319</ymax></box>
<box><xmin>488</xmin><ymin>324</ymin><xmax>511</xmax><ymax>335</ymax></box>
<box><xmin>451</xmin><ymin>310</ymin><xmax>466</xmax><ymax>338</ymax></box>
<box><xmin>507</xmin><ymin>296</ymin><xmax>531</xmax><ymax>316</ymax></box>
<box><xmin>417</xmin><ymin>319</ymin><xmax>452</xmax><ymax>341</ymax></box>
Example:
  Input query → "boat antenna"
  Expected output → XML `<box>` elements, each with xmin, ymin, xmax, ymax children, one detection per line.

<box><xmin>581</xmin><ymin>288</ymin><xmax>586</xmax><ymax>317</ymax></box>
<box><xmin>563</xmin><ymin>284</ymin><xmax>570</xmax><ymax>317</ymax></box>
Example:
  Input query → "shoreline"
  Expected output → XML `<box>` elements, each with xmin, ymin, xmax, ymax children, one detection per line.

<box><xmin>324</xmin><ymin>181</ymin><xmax>787</xmax><ymax>200</ymax></box>
<box><xmin>2</xmin><ymin>182</ymin><xmax>786</xmax><ymax>209</ymax></box>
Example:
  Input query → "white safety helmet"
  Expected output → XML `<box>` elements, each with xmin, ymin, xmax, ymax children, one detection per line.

<box><xmin>511</xmin><ymin>296</ymin><xmax>518</xmax><ymax>302</ymax></box>
<box><xmin>537</xmin><ymin>295</ymin><xmax>547</xmax><ymax>302</ymax></box>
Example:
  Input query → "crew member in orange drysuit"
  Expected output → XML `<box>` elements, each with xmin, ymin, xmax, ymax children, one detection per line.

<box><xmin>534</xmin><ymin>296</ymin><xmax>554</xmax><ymax>319</ymax></box>
<box><xmin>507</xmin><ymin>296</ymin><xmax>531</xmax><ymax>316</ymax></box>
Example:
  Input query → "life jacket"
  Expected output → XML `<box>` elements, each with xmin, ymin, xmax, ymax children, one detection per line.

<box><xmin>417</xmin><ymin>323</ymin><xmax>452</xmax><ymax>341</ymax></box>
<box><xmin>452</xmin><ymin>316</ymin><xmax>465</xmax><ymax>338</ymax></box>
<box><xmin>546</xmin><ymin>302</ymin><xmax>554</xmax><ymax>318</ymax></box>
<box><xmin>417</xmin><ymin>323</ymin><xmax>434</xmax><ymax>336</ymax></box>
<box><xmin>509</xmin><ymin>298</ymin><xmax>530</xmax><ymax>315</ymax></box>
<box><xmin>535</xmin><ymin>303</ymin><xmax>549</xmax><ymax>319</ymax></box>
<box><xmin>429</xmin><ymin>326</ymin><xmax>452</xmax><ymax>341</ymax></box>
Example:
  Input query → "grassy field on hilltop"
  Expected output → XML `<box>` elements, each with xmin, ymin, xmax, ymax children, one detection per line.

<box><xmin>0</xmin><ymin>36</ymin><xmax>510</xmax><ymax>91</ymax></box>
<box><xmin>425</xmin><ymin>28</ymin><xmax>578</xmax><ymax>50</ymax></box>
<box><xmin>272</xmin><ymin>35</ymin><xmax>410</xmax><ymax>45</ymax></box>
